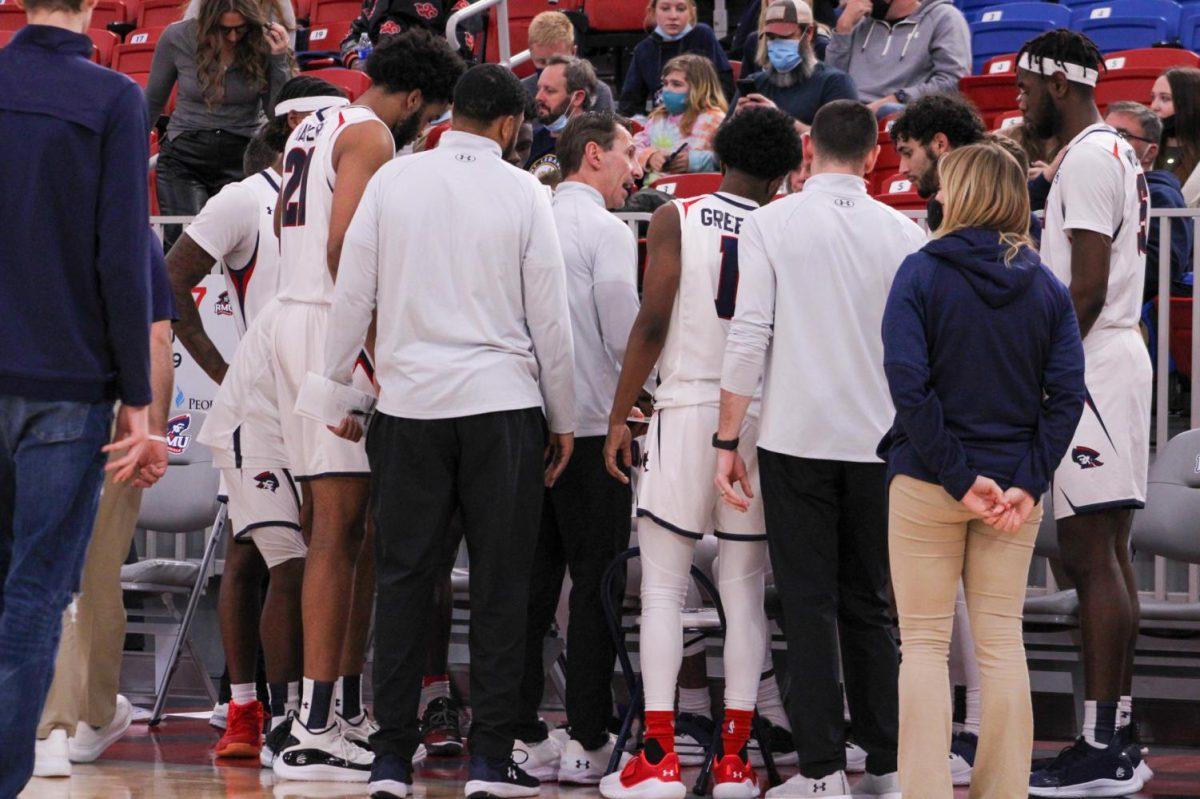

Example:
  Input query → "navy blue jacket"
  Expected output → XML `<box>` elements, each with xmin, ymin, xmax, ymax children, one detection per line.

<box><xmin>879</xmin><ymin>228</ymin><xmax>1086</xmax><ymax>500</ymax></box>
<box><xmin>1143</xmin><ymin>169</ymin><xmax>1194</xmax><ymax>301</ymax></box>
<box><xmin>0</xmin><ymin>25</ymin><xmax>151</xmax><ymax>406</ymax></box>
<box><xmin>735</xmin><ymin>63</ymin><xmax>857</xmax><ymax>125</ymax></box>
<box><xmin>618</xmin><ymin>24</ymin><xmax>734</xmax><ymax>116</ymax></box>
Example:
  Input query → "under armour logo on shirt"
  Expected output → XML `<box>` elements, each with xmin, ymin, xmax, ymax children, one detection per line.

<box><xmin>813</xmin><ymin>782</ymin><xmax>826</xmax><ymax>792</ymax></box>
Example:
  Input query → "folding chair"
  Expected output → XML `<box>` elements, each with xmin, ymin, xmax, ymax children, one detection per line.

<box><xmin>119</xmin><ymin>410</ymin><xmax>225</xmax><ymax>725</ymax></box>
<box><xmin>601</xmin><ymin>547</ymin><xmax>782</xmax><ymax>795</ymax></box>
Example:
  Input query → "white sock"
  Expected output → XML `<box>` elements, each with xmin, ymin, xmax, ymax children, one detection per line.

<box><xmin>287</xmin><ymin>681</ymin><xmax>300</xmax><ymax>715</ymax></box>
<box><xmin>963</xmin><ymin>687</ymin><xmax>982</xmax><ymax>736</ymax></box>
<box><xmin>678</xmin><ymin>686</ymin><xmax>712</xmax><ymax>719</ymax></box>
<box><xmin>420</xmin><ymin>677</ymin><xmax>450</xmax><ymax>715</ymax></box>
<box><xmin>333</xmin><ymin>675</ymin><xmax>344</xmax><ymax>717</ymax></box>
<box><xmin>231</xmin><ymin>682</ymin><xmax>256</xmax><ymax>705</ymax></box>
<box><xmin>756</xmin><ymin>675</ymin><xmax>790</xmax><ymax>730</ymax></box>
<box><xmin>1118</xmin><ymin>696</ymin><xmax>1133</xmax><ymax>729</ymax></box>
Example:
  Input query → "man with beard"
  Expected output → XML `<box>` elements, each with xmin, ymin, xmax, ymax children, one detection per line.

<box><xmin>259</xmin><ymin>30</ymin><xmax>465</xmax><ymax>784</ymax></box>
<box><xmin>322</xmin><ymin>63</ymin><xmax>576</xmax><ymax>799</ymax></box>
<box><xmin>526</xmin><ymin>55</ymin><xmax>598</xmax><ymax>183</ymax></box>
<box><xmin>1016</xmin><ymin>29</ymin><xmax>1153</xmax><ymax>798</ymax></box>
<box><xmin>521</xmin><ymin>11</ymin><xmax>614</xmax><ymax>115</ymax></box>
<box><xmin>734</xmin><ymin>0</ymin><xmax>856</xmax><ymax>133</ymax></box>
<box><xmin>890</xmin><ymin>92</ymin><xmax>985</xmax><ymax>229</ymax></box>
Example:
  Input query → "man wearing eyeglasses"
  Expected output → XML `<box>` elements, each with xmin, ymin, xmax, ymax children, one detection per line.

<box><xmin>1106</xmin><ymin>101</ymin><xmax>1194</xmax><ymax>302</ymax></box>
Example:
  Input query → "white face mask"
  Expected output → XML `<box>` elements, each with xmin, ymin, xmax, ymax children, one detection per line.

<box><xmin>655</xmin><ymin>23</ymin><xmax>694</xmax><ymax>41</ymax></box>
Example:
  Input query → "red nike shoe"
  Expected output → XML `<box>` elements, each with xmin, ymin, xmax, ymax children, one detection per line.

<box><xmin>214</xmin><ymin>699</ymin><xmax>263</xmax><ymax>759</ymax></box>
<box><xmin>713</xmin><ymin>752</ymin><xmax>761</xmax><ymax>799</ymax></box>
<box><xmin>599</xmin><ymin>750</ymin><xmax>687</xmax><ymax>799</ymax></box>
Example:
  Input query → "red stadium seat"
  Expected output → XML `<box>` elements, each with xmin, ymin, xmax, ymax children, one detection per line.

<box><xmin>0</xmin><ymin>2</ymin><xmax>25</xmax><ymax>31</ymax></box>
<box><xmin>310</xmin><ymin>0</ymin><xmax>361</xmax><ymax>23</ymax></box>
<box><xmin>303</xmin><ymin>19</ymin><xmax>351</xmax><ymax>51</ymax></box>
<box><xmin>869</xmin><ymin>113</ymin><xmax>902</xmax><ymax>191</ymax></box>
<box><xmin>125</xmin><ymin>26</ymin><xmax>164</xmax><ymax>45</ymax></box>
<box><xmin>112</xmin><ymin>40</ymin><xmax>156</xmax><ymax>86</ymax></box>
<box><xmin>650</xmin><ymin>172</ymin><xmax>723</xmax><ymax>198</ymax></box>
<box><xmin>88</xmin><ymin>28</ymin><xmax>119</xmax><ymax>66</ymax></box>
<box><xmin>149</xmin><ymin>167</ymin><xmax>160</xmax><ymax>216</ymax></box>
<box><xmin>305</xmin><ymin>67</ymin><xmax>371</xmax><ymax>101</ymax></box>
<box><xmin>959</xmin><ymin>70</ymin><xmax>1019</xmax><ymax>122</ymax></box>
<box><xmin>730</xmin><ymin>59</ymin><xmax>742</xmax><ymax>80</ymax></box>
<box><xmin>585</xmin><ymin>0</ymin><xmax>648</xmax><ymax>32</ymax></box>
<box><xmin>91</xmin><ymin>0</ymin><xmax>130</xmax><ymax>28</ymax></box>
<box><xmin>993</xmin><ymin>108</ymin><xmax>1024</xmax><ymax>131</ymax></box>
<box><xmin>137</xmin><ymin>0</ymin><xmax>185</xmax><ymax>29</ymax></box>
<box><xmin>1095</xmin><ymin>48</ymin><xmax>1200</xmax><ymax>113</ymax></box>
<box><xmin>0</xmin><ymin>28</ymin><xmax>13</xmax><ymax>46</ymax></box>
<box><xmin>875</xmin><ymin>174</ymin><xmax>926</xmax><ymax>210</ymax></box>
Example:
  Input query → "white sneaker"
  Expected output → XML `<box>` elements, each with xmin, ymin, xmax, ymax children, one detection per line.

<box><xmin>559</xmin><ymin>734</ymin><xmax>633</xmax><ymax>785</ymax></box>
<box><xmin>210</xmin><ymin>701</ymin><xmax>228</xmax><ymax>730</ymax></box>
<box><xmin>513</xmin><ymin>735</ymin><xmax>563</xmax><ymax>782</ymax></box>
<box><xmin>949</xmin><ymin>751</ymin><xmax>972</xmax><ymax>786</ymax></box>
<box><xmin>69</xmin><ymin>694</ymin><xmax>133</xmax><ymax>763</ymax></box>
<box><xmin>273</xmin><ymin>721</ymin><xmax>373</xmax><ymax>782</ymax></box>
<box><xmin>845</xmin><ymin>742</ymin><xmax>867</xmax><ymax>773</ymax></box>
<box><xmin>33</xmin><ymin>729</ymin><xmax>72</xmax><ymax>778</ymax></box>
<box><xmin>765</xmin><ymin>770</ymin><xmax>852</xmax><ymax>799</ymax></box>
<box><xmin>852</xmin><ymin>771</ymin><xmax>901</xmax><ymax>799</ymax></box>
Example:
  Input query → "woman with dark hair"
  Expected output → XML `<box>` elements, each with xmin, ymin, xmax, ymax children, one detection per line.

<box><xmin>146</xmin><ymin>0</ymin><xmax>293</xmax><ymax>246</ymax></box>
<box><xmin>1151</xmin><ymin>66</ymin><xmax>1200</xmax><ymax>207</ymax></box>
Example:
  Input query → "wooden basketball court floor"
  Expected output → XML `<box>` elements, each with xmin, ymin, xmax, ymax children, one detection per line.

<box><xmin>15</xmin><ymin>714</ymin><xmax>1200</xmax><ymax>799</ymax></box>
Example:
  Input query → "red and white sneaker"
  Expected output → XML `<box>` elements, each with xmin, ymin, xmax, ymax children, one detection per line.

<box><xmin>599</xmin><ymin>750</ymin><xmax>687</xmax><ymax>799</ymax></box>
<box><xmin>215</xmin><ymin>699</ymin><xmax>264</xmax><ymax>758</ymax></box>
<box><xmin>713</xmin><ymin>753</ymin><xmax>760</xmax><ymax>799</ymax></box>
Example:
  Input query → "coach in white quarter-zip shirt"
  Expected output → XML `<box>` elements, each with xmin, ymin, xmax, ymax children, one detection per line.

<box><xmin>321</xmin><ymin>64</ymin><xmax>576</xmax><ymax>797</ymax></box>
<box><xmin>714</xmin><ymin>100</ymin><xmax>925</xmax><ymax>799</ymax></box>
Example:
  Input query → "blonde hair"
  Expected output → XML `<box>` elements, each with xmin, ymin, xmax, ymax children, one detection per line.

<box><xmin>644</xmin><ymin>0</ymin><xmax>698</xmax><ymax>31</ymax></box>
<box><xmin>935</xmin><ymin>143</ymin><xmax>1033</xmax><ymax>263</ymax></box>
<box><xmin>528</xmin><ymin>10</ymin><xmax>575</xmax><ymax>47</ymax></box>
<box><xmin>651</xmin><ymin>53</ymin><xmax>727</xmax><ymax>135</ymax></box>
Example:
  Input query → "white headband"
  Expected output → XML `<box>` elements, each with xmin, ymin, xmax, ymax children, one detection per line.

<box><xmin>1017</xmin><ymin>52</ymin><xmax>1099</xmax><ymax>87</ymax></box>
<box><xmin>275</xmin><ymin>96</ymin><xmax>351</xmax><ymax>117</ymax></box>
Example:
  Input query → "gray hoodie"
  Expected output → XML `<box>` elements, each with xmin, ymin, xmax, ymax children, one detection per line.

<box><xmin>826</xmin><ymin>0</ymin><xmax>972</xmax><ymax>103</ymax></box>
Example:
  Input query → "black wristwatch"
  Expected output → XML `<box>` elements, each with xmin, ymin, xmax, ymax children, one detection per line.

<box><xmin>712</xmin><ymin>433</ymin><xmax>740</xmax><ymax>451</ymax></box>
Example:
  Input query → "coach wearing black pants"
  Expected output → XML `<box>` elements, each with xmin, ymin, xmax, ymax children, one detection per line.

<box><xmin>513</xmin><ymin>113</ymin><xmax>645</xmax><ymax>784</ymax></box>
<box><xmin>322</xmin><ymin>64</ymin><xmax>576</xmax><ymax>799</ymax></box>
<box><xmin>714</xmin><ymin>101</ymin><xmax>927</xmax><ymax>799</ymax></box>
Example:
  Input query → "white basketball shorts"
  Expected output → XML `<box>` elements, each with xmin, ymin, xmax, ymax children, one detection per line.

<box><xmin>1052</xmin><ymin>328</ymin><xmax>1152</xmax><ymax>520</ymax></box>
<box><xmin>636</xmin><ymin>404</ymin><xmax>766</xmax><ymax>540</ymax></box>
<box><xmin>221</xmin><ymin>467</ymin><xmax>305</xmax><ymax>568</ymax></box>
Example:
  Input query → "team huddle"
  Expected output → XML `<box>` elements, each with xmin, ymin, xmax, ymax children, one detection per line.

<box><xmin>167</xmin><ymin>23</ymin><xmax>1152</xmax><ymax>799</ymax></box>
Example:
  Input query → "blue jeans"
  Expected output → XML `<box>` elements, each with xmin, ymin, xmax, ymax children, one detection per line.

<box><xmin>0</xmin><ymin>396</ymin><xmax>112</xmax><ymax>797</ymax></box>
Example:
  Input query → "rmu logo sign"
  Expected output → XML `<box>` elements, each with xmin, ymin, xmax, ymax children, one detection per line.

<box><xmin>166</xmin><ymin>414</ymin><xmax>192</xmax><ymax>454</ymax></box>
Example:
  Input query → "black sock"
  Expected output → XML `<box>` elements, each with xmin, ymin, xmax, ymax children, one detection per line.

<box><xmin>268</xmin><ymin>682</ymin><xmax>288</xmax><ymax>719</ymax></box>
<box><xmin>1094</xmin><ymin>701</ymin><xmax>1118</xmax><ymax>747</ymax></box>
<box><xmin>342</xmin><ymin>674</ymin><xmax>362</xmax><ymax>720</ymax></box>
<box><xmin>644</xmin><ymin>738</ymin><xmax>666</xmax><ymax>765</ymax></box>
<box><xmin>304</xmin><ymin>680</ymin><xmax>335</xmax><ymax>731</ymax></box>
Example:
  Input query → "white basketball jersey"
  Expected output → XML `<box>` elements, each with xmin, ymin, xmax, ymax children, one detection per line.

<box><xmin>277</xmin><ymin>105</ymin><xmax>390</xmax><ymax>304</ymax></box>
<box><xmin>1042</xmin><ymin>123</ymin><xmax>1149</xmax><ymax>338</ymax></box>
<box><xmin>222</xmin><ymin>170</ymin><xmax>281</xmax><ymax>335</ymax></box>
<box><xmin>654</xmin><ymin>192</ymin><xmax>760</xmax><ymax>409</ymax></box>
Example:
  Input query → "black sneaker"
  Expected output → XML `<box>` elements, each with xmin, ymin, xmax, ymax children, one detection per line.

<box><xmin>1029</xmin><ymin>736</ymin><xmax>1142</xmax><ymax>797</ymax></box>
<box><xmin>949</xmin><ymin>730</ymin><xmax>977</xmax><ymax>786</ymax></box>
<box><xmin>673</xmin><ymin>712</ymin><xmax>714</xmax><ymax>766</ymax></box>
<box><xmin>745</xmin><ymin>717</ymin><xmax>799</xmax><ymax>766</ymax></box>
<box><xmin>421</xmin><ymin>696</ymin><xmax>465</xmax><ymax>756</ymax></box>
<box><xmin>371</xmin><ymin>752</ymin><xmax>414</xmax><ymax>799</ymax></box>
<box><xmin>464</xmin><ymin>753</ymin><xmax>541</xmax><ymax>798</ymax></box>
<box><xmin>1114</xmin><ymin>723</ymin><xmax>1154</xmax><ymax>785</ymax></box>
<box><xmin>261</xmin><ymin>712</ymin><xmax>296</xmax><ymax>768</ymax></box>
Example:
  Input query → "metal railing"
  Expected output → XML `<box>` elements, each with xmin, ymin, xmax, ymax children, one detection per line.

<box><xmin>445</xmin><ymin>0</ymin><xmax>531</xmax><ymax>71</ymax></box>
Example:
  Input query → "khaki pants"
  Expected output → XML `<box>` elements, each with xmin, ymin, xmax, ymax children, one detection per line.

<box><xmin>37</xmin><ymin>473</ymin><xmax>142</xmax><ymax>737</ymax></box>
<box><xmin>888</xmin><ymin>475</ymin><xmax>1040</xmax><ymax>799</ymax></box>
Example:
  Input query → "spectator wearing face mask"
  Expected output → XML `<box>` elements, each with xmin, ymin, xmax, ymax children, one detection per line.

<box><xmin>618</xmin><ymin>0</ymin><xmax>734</xmax><ymax>117</ymax></box>
<box><xmin>521</xmin><ymin>12</ymin><xmax>613</xmax><ymax>116</ymax></box>
<box><xmin>737</xmin><ymin>0</ymin><xmax>832</xmax><ymax>73</ymax></box>
<box><xmin>634</xmin><ymin>53</ymin><xmax>727</xmax><ymax>184</ymax></box>
<box><xmin>525</xmin><ymin>55</ymin><xmax>599</xmax><ymax>183</ymax></box>
<box><xmin>734</xmin><ymin>0</ymin><xmax>856</xmax><ymax>134</ymax></box>
<box><xmin>826</xmin><ymin>0</ymin><xmax>971</xmax><ymax>118</ymax></box>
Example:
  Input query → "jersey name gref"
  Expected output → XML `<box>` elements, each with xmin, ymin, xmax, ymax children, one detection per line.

<box><xmin>654</xmin><ymin>191</ymin><xmax>760</xmax><ymax>409</ymax></box>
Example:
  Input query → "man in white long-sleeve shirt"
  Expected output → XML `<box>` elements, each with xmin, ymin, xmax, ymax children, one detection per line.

<box><xmin>512</xmin><ymin>111</ymin><xmax>645</xmax><ymax>785</ymax></box>
<box><xmin>322</xmin><ymin>64</ymin><xmax>576</xmax><ymax>799</ymax></box>
<box><xmin>715</xmin><ymin>100</ymin><xmax>926</xmax><ymax>799</ymax></box>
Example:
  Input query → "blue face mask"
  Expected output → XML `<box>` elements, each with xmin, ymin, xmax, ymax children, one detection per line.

<box><xmin>547</xmin><ymin>112</ymin><xmax>569</xmax><ymax>133</ymax></box>
<box><xmin>654</xmin><ymin>23</ymin><xmax>694</xmax><ymax>41</ymax></box>
<box><xmin>661</xmin><ymin>90</ymin><xmax>688</xmax><ymax>115</ymax></box>
<box><xmin>767</xmin><ymin>38</ymin><xmax>802</xmax><ymax>73</ymax></box>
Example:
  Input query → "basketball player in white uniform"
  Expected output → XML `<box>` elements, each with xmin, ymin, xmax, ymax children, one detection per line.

<box><xmin>1017</xmin><ymin>31</ymin><xmax>1154</xmax><ymax>797</ymax></box>
<box><xmin>262</xmin><ymin>31</ymin><xmax>464</xmax><ymax>784</ymax></box>
<box><xmin>170</xmin><ymin>77</ymin><xmax>351</xmax><ymax>765</ymax></box>
<box><xmin>602</xmin><ymin>108</ymin><xmax>803</xmax><ymax>799</ymax></box>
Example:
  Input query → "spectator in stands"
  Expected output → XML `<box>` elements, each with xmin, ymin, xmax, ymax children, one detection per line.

<box><xmin>146</xmin><ymin>0</ymin><xmax>293</xmax><ymax>248</ymax></box>
<box><xmin>0</xmin><ymin>0</ymin><xmax>156</xmax><ymax>791</ymax></box>
<box><xmin>526</xmin><ymin>55</ymin><xmax>599</xmax><ymax>182</ymax></box>
<box><xmin>881</xmin><ymin>140</ymin><xmax>1085</xmax><ymax>799</ymax></box>
<box><xmin>634</xmin><ymin>54</ymin><xmax>727</xmax><ymax>184</ymax></box>
<box><xmin>737</xmin><ymin>0</ymin><xmax>832</xmax><ymax>73</ymax></box>
<box><xmin>521</xmin><ymin>11</ymin><xmax>614</xmax><ymax>115</ymax></box>
<box><xmin>826</xmin><ymin>0</ymin><xmax>971</xmax><ymax>117</ymax></box>
<box><xmin>734</xmin><ymin>0</ymin><xmax>856</xmax><ymax>133</ymax></box>
<box><xmin>1151</xmin><ymin>67</ymin><xmax>1200</xmax><ymax>207</ymax></box>
<box><xmin>185</xmin><ymin>0</ymin><xmax>297</xmax><ymax>47</ymax></box>
<box><xmin>890</xmin><ymin>92</ymin><xmax>985</xmax><ymax>227</ymax></box>
<box><xmin>340</xmin><ymin>0</ymin><xmax>478</xmax><ymax>69</ymax></box>
<box><xmin>1107</xmin><ymin>101</ymin><xmax>1194</xmax><ymax>301</ymax></box>
<box><xmin>618</xmin><ymin>0</ymin><xmax>734</xmax><ymax>117</ymax></box>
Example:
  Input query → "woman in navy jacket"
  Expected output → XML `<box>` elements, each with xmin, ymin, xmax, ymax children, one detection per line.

<box><xmin>879</xmin><ymin>142</ymin><xmax>1085</xmax><ymax>798</ymax></box>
